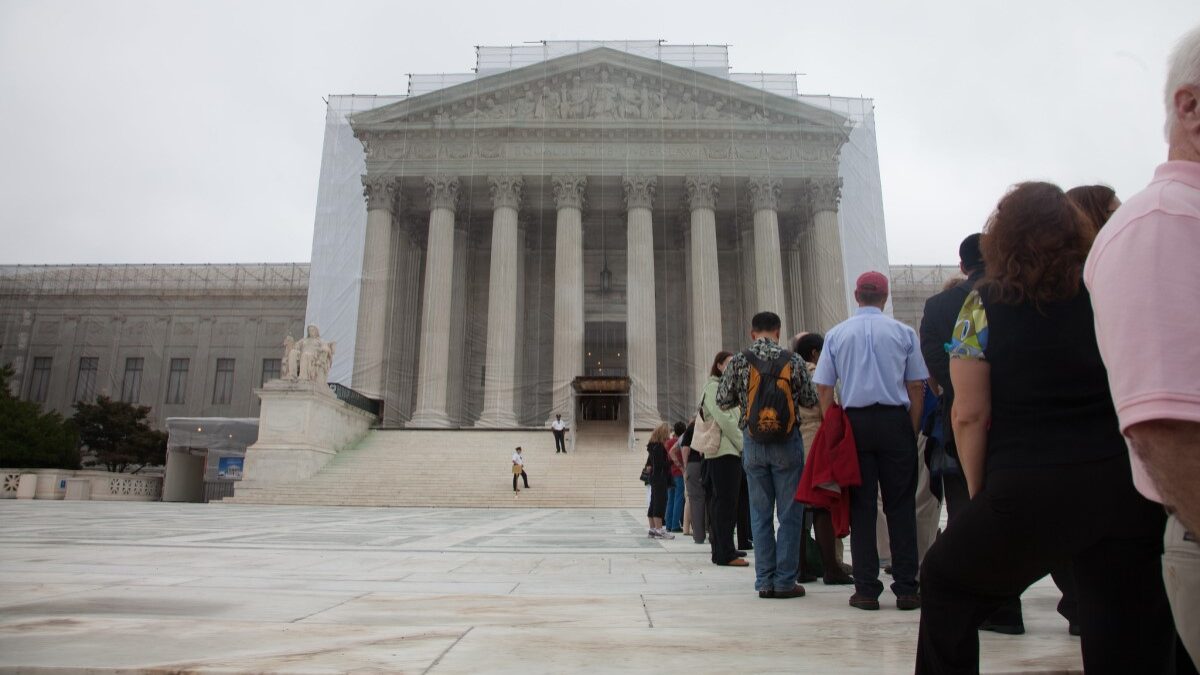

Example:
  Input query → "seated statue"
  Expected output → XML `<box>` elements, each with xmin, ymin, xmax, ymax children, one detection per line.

<box><xmin>283</xmin><ymin>325</ymin><xmax>336</xmax><ymax>385</ymax></box>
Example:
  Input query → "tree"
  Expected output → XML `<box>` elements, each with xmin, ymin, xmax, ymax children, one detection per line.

<box><xmin>0</xmin><ymin>364</ymin><xmax>80</xmax><ymax>469</ymax></box>
<box><xmin>72</xmin><ymin>396</ymin><xmax>166</xmax><ymax>474</ymax></box>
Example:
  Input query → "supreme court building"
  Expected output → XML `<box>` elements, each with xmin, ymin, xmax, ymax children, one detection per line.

<box><xmin>307</xmin><ymin>41</ymin><xmax>890</xmax><ymax>430</ymax></box>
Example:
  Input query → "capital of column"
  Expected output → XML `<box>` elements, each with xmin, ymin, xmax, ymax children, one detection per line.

<box><xmin>488</xmin><ymin>174</ymin><xmax>524</xmax><ymax>211</ymax></box>
<box><xmin>424</xmin><ymin>174</ymin><xmax>461</xmax><ymax>212</ymax></box>
<box><xmin>747</xmin><ymin>176</ymin><xmax>782</xmax><ymax>213</ymax></box>
<box><xmin>622</xmin><ymin>175</ymin><xmax>657</xmax><ymax>211</ymax></box>
<box><xmin>552</xmin><ymin>174</ymin><xmax>587</xmax><ymax>210</ymax></box>
<box><xmin>362</xmin><ymin>175</ymin><xmax>401</xmax><ymax>214</ymax></box>
<box><xmin>684</xmin><ymin>175</ymin><xmax>720</xmax><ymax>211</ymax></box>
<box><xmin>808</xmin><ymin>176</ymin><xmax>843</xmax><ymax>213</ymax></box>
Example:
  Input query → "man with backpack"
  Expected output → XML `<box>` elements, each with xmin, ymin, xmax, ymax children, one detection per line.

<box><xmin>717</xmin><ymin>311</ymin><xmax>818</xmax><ymax>599</ymax></box>
<box><xmin>813</xmin><ymin>271</ymin><xmax>928</xmax><ymax>612</ymax></box>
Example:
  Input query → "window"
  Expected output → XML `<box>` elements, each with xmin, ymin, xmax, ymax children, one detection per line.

<box><xmin>261</xmin><ymin>358</ymin><xmax>280</xmax><ymax>386</ymax></box>
<box><xmin>74</xmin><ymin>357</ymin><xmax>98</xmax><ymax>402</ymax></box>
<box><xmin>212</xmin><ymin>358</ymin><xmax>235</xmax><ymax>404</ymax></box>
<box><xmin>120</xmin><ymin>357</ymin><xmax>144</xmax><ymax>403</ymax></box>
<box><xmin>165</xmin><ymin>358</ymin><xmax>189</xmax><ymax>404</ymax></box>
<box><xmin>28</xmin><ymin>357</ymin><xmax>52</xmax><ymax>403</ymax></box>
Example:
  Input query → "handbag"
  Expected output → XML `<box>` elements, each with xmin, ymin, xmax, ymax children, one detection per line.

<box><xmin>639</xmin><ymin>464</ymin><xmax>652</xmax><ymax>484</ymax></box>
<box><xmin>691</xmin><ymin>392</ymin><xmax>722</xmax><ymax>456</ymax></box>
<box><xmin>512</xmin><ymin>464</ymin><xmax>523</xmax><ymax>475</ymax></box>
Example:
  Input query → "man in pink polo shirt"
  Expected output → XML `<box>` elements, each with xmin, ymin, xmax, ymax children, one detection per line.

<box><xmin>1085</xmin><ymin>24</ymin><xmax>1200</xmax><ymax>665</ymax></box>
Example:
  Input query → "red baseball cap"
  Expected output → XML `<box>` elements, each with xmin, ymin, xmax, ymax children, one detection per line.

<box><xmin>855</xmin><ymin>271</ymin><xmax>889</xmax><ymax>294</ymax></box>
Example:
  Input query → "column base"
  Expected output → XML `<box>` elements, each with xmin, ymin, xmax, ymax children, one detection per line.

<box><xmin>407</xmin><ymin>409</ymin><xmax>455</xmax><ymax>429</ymax></box>
<box><xmin>475</xmin><ymin>410</ymin><xmax>519</xmax><ymax>429</ymax></box>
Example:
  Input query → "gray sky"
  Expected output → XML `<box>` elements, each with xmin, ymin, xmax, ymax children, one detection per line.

<box><xmin>2</xmin><ymin>0</ymin><xmax>1196</xmax><ymax>266</ymax></box>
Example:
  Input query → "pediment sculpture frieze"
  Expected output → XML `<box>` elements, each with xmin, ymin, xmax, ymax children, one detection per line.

<box><xmin>410</xmin><ymin>67</ymin><xmax>784</xmax><ymax>126</ymax></box>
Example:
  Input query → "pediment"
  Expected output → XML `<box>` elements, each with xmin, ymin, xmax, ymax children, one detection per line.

<box><xmin>351</xmin><ymin>47</ymin><xmax>847</xmax><ymax>132</ymax></box>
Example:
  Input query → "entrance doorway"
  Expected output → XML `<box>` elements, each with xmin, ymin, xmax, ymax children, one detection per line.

<box><xmin>584</xmin><ymin>321</ymin><xmax>627</xmax><ymax>377</ymax></box>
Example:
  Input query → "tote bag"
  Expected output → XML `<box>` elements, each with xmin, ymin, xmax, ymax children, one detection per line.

<box><xmin>691</xmin><ymin>392</ymin><xmax>722</xmax><ymax>456</ymax></box>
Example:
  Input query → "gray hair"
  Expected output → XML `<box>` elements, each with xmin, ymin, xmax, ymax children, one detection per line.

<box><xmin>1166</xmin><ymin>24</ymin><xmax>1200</xmax><ymax>138</ymax></box>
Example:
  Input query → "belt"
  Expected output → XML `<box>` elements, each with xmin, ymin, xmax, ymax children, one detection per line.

<box><xmin>845</xmin><ymin>403</ymin><xmax>905</xmax><ymax>411</ymax></box>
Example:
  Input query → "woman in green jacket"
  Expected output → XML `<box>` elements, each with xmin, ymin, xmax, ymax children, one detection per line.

<box><xmin>702</xmin><ymin>350</ymin><xmax>748</xmax><ymax>567</ymax></box>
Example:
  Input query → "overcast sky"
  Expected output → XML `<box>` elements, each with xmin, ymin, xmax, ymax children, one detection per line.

<box><xmin>1</xmin><ymin>0</ymin><xmax>1196</xmax><ymax>266</ymax></box>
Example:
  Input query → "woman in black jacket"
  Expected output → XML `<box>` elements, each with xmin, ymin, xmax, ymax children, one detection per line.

<box><xmin>645</xmin><ymin>423</ymin><xmax>675</xmax><ymax>540</ymax></box>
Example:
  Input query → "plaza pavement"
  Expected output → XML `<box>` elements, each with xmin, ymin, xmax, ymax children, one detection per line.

<box><xmin>0</xmin><ymin>501</ymin><xmax>1082</xmax><ymax>674</ymax></box>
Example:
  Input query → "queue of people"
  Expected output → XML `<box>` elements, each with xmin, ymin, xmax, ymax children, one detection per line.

<box><xmin>633</xmin><ymin>25</ymin><xmax>1200</xmax><ymax>675</ymax></box>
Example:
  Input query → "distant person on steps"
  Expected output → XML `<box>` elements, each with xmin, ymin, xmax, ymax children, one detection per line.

<box><xmin>512</xmin><ymin>446</ymin><xmax>529</xmax><ymax>493</ymax></box>
<box><xmin>551</xmin><ymin>414</ymin><xmax>567</xmax><ymax>453</ymax></box>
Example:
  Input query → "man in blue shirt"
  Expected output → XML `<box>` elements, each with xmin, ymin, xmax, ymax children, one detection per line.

<box><xmin>814</xmin><ymin>271</ymin><xmax>929</xmax><ymax>611</ymax></box>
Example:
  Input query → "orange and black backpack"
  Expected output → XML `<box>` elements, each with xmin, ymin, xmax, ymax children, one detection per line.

<box><xmin>742</xmin><ymin>349</ymin><xmax>797</xmax><ymax>444</ymax></box>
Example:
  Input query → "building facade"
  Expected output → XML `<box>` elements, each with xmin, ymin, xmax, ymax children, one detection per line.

<box><xmin>308</xmin><ymin>42</ymin><xmax>892</xmax><ymax>429</ymax></box>
<box><xmin>0</xmin><ymin>264</ymin><xmax>307</xmax><ymax>428</ymax></box>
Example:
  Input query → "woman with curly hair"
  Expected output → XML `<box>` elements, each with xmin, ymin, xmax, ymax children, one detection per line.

<box><xmin>915</xmin><ymin>182</ymin><xmax>1176</xmax><ymax>674</ymax></box>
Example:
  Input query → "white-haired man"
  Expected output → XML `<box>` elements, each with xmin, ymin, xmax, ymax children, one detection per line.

<box><xmin>1085</xmin><ymin>24</ymin><xmax>1200</xmax><ymax>666</ymax></box>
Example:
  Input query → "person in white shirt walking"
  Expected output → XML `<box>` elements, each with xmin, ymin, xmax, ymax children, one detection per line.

<box><xmin>512</xmin><ymin>447</ymin><xmax>530</xmax><ymax>493</ymax></box>
<box><xmin>551</xmin><ymin>415</ymin><xmax>568</xmax><ymax>453</ymax></box>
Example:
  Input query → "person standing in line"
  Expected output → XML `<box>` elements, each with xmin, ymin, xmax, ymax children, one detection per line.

<box><xmin>814</xmin><ymin>272</ymin><xmax>927</xmax><ymax>612</ymax></box>
<box><xmin>1067</xmin><ymin>184</ymin><xmax>1121</xmax><ymax>232</ymax></box>
<box><xmin>645</xmin><ymin>423</ymin><xmax>675</xmax><ymax>540</ymax></box>
<box><xmin>915</xmin><ymin>182</ymin><xmax>1179</xmax><ymax>675</ymax></box>
<box><xmin>919</xmin><ymin>234</ymin><xmax>983</xmax><ymax>522</ymax></box>
<box><xmin>793</xmin><ymin>331</ymin><xmax>854</xmax><ymax>586</ymax></box>
<box><xmin>703</xmin><ymin>351</ymin><xmax>749</xmax><ymax>568</ymax></box>
<box><xmin>717</xmin><ymin>312</ymin><xmax>817</xmax><ymax>598</ymax></box>
<box><xmin>1086</xmin><ymin>24</ymin><xmax>1200</xmax><ymax>668</ymax></box>
<box><xmin>512</xmin><ymin>447</ymin><xmax>529</xmax><ymax>493</ymax></box>
<box><xmin>679</xmin><ymin>418</ymin><xmax>707</xmax><ymax>544</ymax></box>
<box><xmin>551</xmin><ymin>414</ymin><xmax>567</xmax><ymax>453</ymax></box>
<box><xmin>664</xmin><ymin>421</ymin><xmax>687</xmax><ymax>533</ymax></box>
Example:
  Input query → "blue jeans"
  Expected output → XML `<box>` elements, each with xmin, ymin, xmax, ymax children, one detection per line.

<box><xmin>665</xmin><ymin>475</ymin><xmax>685</xmax><ymax>530</ymax></box>
<box><xmin>742</xmin><ymin>429</ymin><xmax>806</xmax><ymax>592</ymax></box>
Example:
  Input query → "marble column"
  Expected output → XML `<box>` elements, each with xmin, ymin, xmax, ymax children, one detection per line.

<box><xmin>477</xmin><ymin>175</ymin><xmax>524</xmax><ymax>428</ymax></box>
<box><xmin>685</xmin><ymin>175</ymin><xmax>722</xmax><ymax>401</ymax></box>
<box><xmin>550</xmin><ymin>175</ymin><xmax>586</xmax><ymax>425</ymax></box>
<box><xmin>409</xmin><ymin>174</ymin><xmax>460</xmax><ymax>428</ymax></box>
<box><xmin>623</xmin><ymin>175</ymin><xmax>660</xmax><ymax>428</ymax></box>
<box><xmin>353</xmin><ymin>175</ymin><xmax>400</xmax><ymax>400</ymax></box>
<box><xmin>748</xmin><ymin>176</ymin><xmax>788</xmax><ymax>335</ymax></box>
<box><xmin>783</xmin><ymin>218</ymin><xmax>808</xmax><ymax>334</ymax></box>
<box><xmin>809</xmin><ymin>176</ymin><xmax>849</xmax><ymax>331</ymax></box>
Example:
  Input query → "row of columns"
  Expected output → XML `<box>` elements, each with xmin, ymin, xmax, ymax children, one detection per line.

<box><xmin>356</xmin><ymin>173</ymin><xmax>844</xmax><ymax>428</ymax></box>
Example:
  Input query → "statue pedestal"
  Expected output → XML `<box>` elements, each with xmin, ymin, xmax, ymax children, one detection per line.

<box><xmin>236</xmin><ymin>380</ymin><xmax>375</xmax><ymax>492</ymax></box>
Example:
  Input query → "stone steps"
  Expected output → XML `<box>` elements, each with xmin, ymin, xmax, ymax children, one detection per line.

<box><xmin>228</xmin><ymin>428</ymin><xmax>654</xmax><ymax>508</ymax></box>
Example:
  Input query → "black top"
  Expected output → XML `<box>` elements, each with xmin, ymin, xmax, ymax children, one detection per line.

<box><xmin>680</xmin><ymin>423</ymin><xmax>701</xmax><ymax>463</ymax></box>
<box><xmin>980</xmin><ymin>286</ymin><xmax>1127</xmax><ymax>471</ymax></box>
<box><xmin>646</xmin><ymin>442</ymin><xmax>672</xmax><ymax>486</ymax></box>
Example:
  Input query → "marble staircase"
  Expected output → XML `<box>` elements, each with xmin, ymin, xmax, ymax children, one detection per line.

<box><xmin>227</xmin><ymin>423</ymin><xmax>651</xmax><ymax>508</ymax></box>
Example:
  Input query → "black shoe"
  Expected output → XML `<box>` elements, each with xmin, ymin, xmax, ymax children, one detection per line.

<box><xmin>758</xmin><ymin>589</ymin><xmax>775</xmax><ymax>599</ymax></box>
<box><xmin>773</xmin><ymin>584</ymin><xmax>806</xmax><ymax>599</ymax></box>
<box><xmin>822</xmin><ymin>573</ymin><xmax>854</xmax><ymax>585</ymax></box>
<box><xmin>849</xmin><ymin>594</ymin><xmax>880</xmax><ymax>611</ymax></box>
<box><xmin>979</xmin><ymin>618</ymin><xmax>1025</xmax><ymax>635</ymax></box>
<box><xmin>896</xmin><ymin>594</ymin><xmax>921</xmax><ymax>611</ymax></box>
<box><xmin>883</xmin><ymin>565</ymin><xmax>893</xmax><ymax>576</ymax></box>
<box><xmin>735</xmin><ymin>550</ymin><xmax>747</xmax><ymax>558</ymax></box>
<box><xmin>798</xmin><ymin>573</ymin><xmax>819</xmax><ymax>583</ymax></box>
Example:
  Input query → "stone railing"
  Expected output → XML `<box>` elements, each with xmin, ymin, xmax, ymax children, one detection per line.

<box><xmin>1</xmin><ymin>469</ymin><xmax>162</xmax><ymax>501</ymax></box>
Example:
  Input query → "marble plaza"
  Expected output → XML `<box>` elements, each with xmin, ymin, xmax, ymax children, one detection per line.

<box><xmin>0</xmin><ymin>502</ymin><xmax>1082</xmax><ymax>674</ymax></box>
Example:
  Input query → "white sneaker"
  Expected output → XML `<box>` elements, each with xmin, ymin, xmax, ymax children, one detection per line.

<box><xmin>655</xmin><ymin>528</ymin><xmax>675</xmax><ymax>540</ymax></box>
<box><xmin>647</xmin><ymin>529</ymin><xmax>660</xmax><ymax>538</ymax></box>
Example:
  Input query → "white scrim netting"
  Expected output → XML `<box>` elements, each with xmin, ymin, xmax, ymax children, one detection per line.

<box><xmin>305</xmin><ymin>42</ymin><xmax>889</xmax><ymax>429</ymax></box>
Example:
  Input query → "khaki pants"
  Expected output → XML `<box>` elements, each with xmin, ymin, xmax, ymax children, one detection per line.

<box><xmin>1165</xmin><ymin>513</ymin><xmax>1200</xmax><ymax>665</ymax></box>
<box><xmin>877</xmin><ymin>432</ymin><xmax>942</xmax><ymax>566</ymax></box>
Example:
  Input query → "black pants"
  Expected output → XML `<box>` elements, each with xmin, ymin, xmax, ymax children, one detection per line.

<box><xmin>916</xmin><ymin>453</ymin><xmax>1175</xmax><ymax>675</ymax></box>
<box><xmin>707</xmin><ymin>454</ymin><xmax>742</xmax><ymax>565</ymax></box>
<box><xmin>512</xmin><ymin>470</ymin><xmax>528</xmax><ymax>491</ymax></box>
<box><xmin>942</xmin><ymin>470</ymin><xmax>971</xmax><ymax>524</ymax></box>
<box><xmin>553</xmin><ymin>430</ymin><xmax>566</xmax><ymax>453</ymax></box>
<box><xmin>647</xmin><ymin>481</ymin><xmax>668</xmax><ymax>519</ymax></box>
<box><xmin>846</xmin><ymin>405</ymin><xmax>919</xmax><ymax>598</ymax></box>
<box><xmin>736</xmin><ymin>471</ymin><xmax>753</xmax><ymax>549</ymax></box>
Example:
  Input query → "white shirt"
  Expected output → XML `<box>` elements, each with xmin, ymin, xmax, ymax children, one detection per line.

<box><xmin>551</xmin><ymin>420</ymin><xmax>565</xmax><ymax>431</ymax></box>
<box><xmin>512</xmin><ymin>452</ymin><xmax>524</xmax><ymax>467</ymax></box>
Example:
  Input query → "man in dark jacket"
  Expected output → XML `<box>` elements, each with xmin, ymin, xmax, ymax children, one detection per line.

<box><xmin>918</xmin><ymin>233</ymin><xmax>984</xmax><ymax>520</ymax></box>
